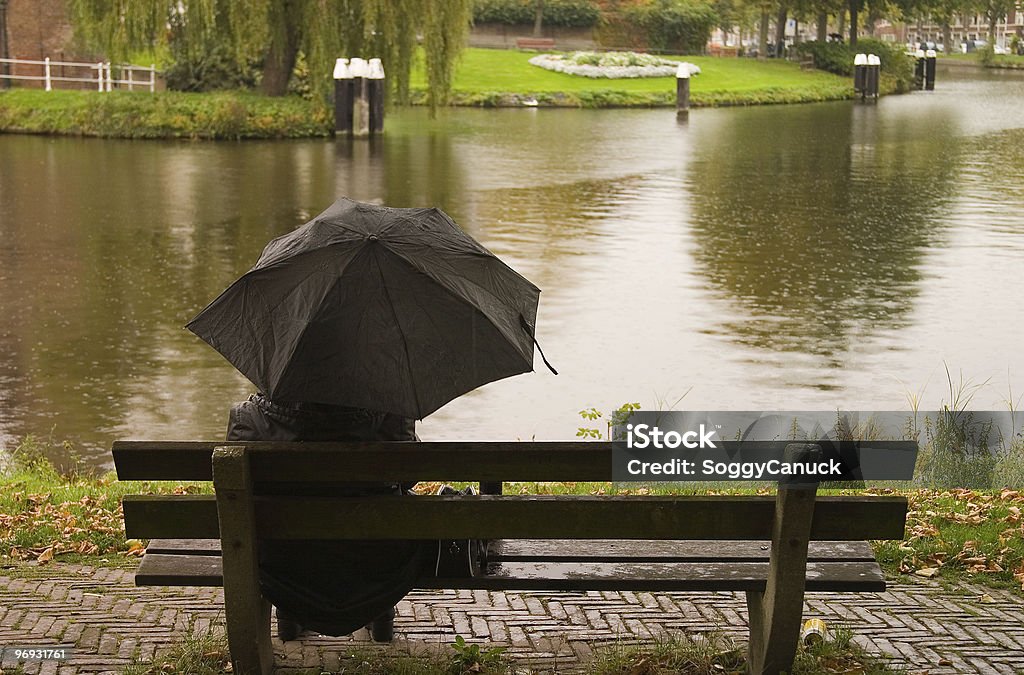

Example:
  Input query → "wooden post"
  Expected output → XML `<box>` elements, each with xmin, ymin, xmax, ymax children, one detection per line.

<box><xmin>368</xmin><ymin>58</ymin><xmax>385</xmax><ymax>134</ymax></box>
<box><xmin>128</xmin><ymin>66</ymin><xmax>133</xmax><ymax>91</ymax></box>
<box><xmin>44</xmin><ymin>57</ymin><xmax>51</xmax><ymax>91</ymax></box>
<box><xmin>333</xmin><ymin>58</ymin><xmax>353</xmax><ymax>135</ymax></box>
<box><xmin>106</xmin><ymin>62</ymin><xmax>113</xmax><ymax>92</ymax></box>
<box><xmin>745</xmin><ymin>444</ymin><xmax>819</xmax><ymax>675</ymax></box>
<box><xmin>150</xmin><ymin>64</ymin><xmax>155</xmax><ymax>93</ymax></box>
<box><xmin>213</xmin><ymin>446</ymin><xmax>273</xmax><ymax>675</ymax></box>
<box><xmin>676</xmin><ymin>64</ymin><xmax>690</xmax><ymax>116</ymax></box>
<box><xmin>97</xmin><ymin>62</ymin><xmax>103</xmax><ymax>91</ymax></box>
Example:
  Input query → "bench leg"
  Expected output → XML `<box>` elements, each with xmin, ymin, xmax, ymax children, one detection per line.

<box><xmin>214</xmin><ymin>446</ymin><xmax>274</xmax><ymax>675</ymax></box>
<box><xmin>225</xmin><ymin>596</ymin><xmax>273</xmax><ymax>675</ymax></box>
<box><xmin>745</xmin><ymin>486</ymin><xmax>816</xmax><ymax>675</ymax></box>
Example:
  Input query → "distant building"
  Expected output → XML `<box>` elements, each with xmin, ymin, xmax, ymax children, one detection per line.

<box><xmin>7</xmin><ymin>0</ymin><xmax>78</xmax><ymax>61</ymax></box>
<box><xmin>3</xmin><ymin>0</ymin><xmax>90</xmax><ymax>88</ymax></box>
<box><xmin>873</xmin><ymin>11</ymin><xmax>1024</xmax><ymax>50</ymax></box>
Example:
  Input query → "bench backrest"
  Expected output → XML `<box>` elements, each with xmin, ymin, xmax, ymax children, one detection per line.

<box><xmin>114</xmin><ymin>440</ymin><xmax>909</xmax><ymax>543</ymax></box>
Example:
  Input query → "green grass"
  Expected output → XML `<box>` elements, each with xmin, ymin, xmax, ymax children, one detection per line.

<box><xmin>0</xmin><ymin>435</ymin><xmax>210</xmax><ymax>565</ymax></box>
<box><xmin>939</xmin><ymin>51</ymin><xmax>1024</xmax><ymax>68</ymax></box>
<box><xmin>409</xmin><ymin>47</ymin><xmax>854</xmax><ymax>107</ymax></box>
<box><xmin>0</xmin><ymin>88</ymin><xmax>331</xmax><ymax>139</ymax></box>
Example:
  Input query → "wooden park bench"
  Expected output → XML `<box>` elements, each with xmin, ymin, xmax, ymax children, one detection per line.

<box><xmin>113</xmin><ymin>440</ymin><xmax>909</xmax><ymax>675</ymax></box>
<box><xmin>515</xmin><ymin>37</ymin><xmax>556</xmax><ymax>50</ymax></box>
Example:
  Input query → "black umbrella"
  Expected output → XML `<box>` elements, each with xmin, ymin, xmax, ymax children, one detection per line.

<box><xmin>187</xmin><ymin>197</ymin><xmax>554</xmax><ymax>419</ymax></box>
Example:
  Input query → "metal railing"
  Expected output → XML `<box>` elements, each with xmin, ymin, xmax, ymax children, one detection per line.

<box><xmin>0</xmin><ymin>57</ymin><xmax>158</xmax><ymax>92</ymax></box>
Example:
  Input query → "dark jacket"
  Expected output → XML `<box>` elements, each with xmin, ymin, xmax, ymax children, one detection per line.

<box><xmin>226</xmin><ymin>392</ymin><xmax>432</xmax><ymax>636</ymax></box>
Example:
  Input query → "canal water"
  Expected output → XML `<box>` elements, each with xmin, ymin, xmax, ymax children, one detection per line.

<box><xmin>2</xmin><ymin>66</ymin><xmax>1024</xmax><ymax>468</ymax></box>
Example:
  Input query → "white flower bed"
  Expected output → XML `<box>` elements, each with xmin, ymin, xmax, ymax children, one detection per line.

<box><xmin>529</xmin><ymin>51</ymin><xmax>701</xmax><ymax>79</ymax></box>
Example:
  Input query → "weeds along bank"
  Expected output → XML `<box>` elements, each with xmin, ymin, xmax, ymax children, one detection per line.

<box><xmin>0</xmin><ymin>89</ymin><xmax>332</xmax><ymax>140</ymax></box>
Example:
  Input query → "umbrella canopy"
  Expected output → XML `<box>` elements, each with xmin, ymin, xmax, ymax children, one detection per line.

<box><xmin>187</xmin><ymin>197</ymin><xmax>548</xmax><ymax>419</ymax></box>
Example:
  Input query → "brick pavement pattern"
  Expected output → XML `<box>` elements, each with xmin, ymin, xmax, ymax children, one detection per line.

<box><xmin>1</xmin><ymin>563</ymin><xmax>1023</xmax><ymax>674</ymax></box>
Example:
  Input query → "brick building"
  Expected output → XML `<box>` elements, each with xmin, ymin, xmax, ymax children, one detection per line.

<box><xmin>2</xmin><ymin>0</ymin><xmax>88</xmax><ymax>87</ymax></box>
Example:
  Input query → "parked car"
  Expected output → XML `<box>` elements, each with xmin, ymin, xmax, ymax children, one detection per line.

<box><xmin>962</xmin><ymin>39</ymin><xmax>988</xmax><ymax>53</ymax></box>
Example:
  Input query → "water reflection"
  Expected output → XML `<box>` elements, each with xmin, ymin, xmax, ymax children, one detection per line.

<box><xmin>2</xmin><ymin>69</ymin><xmax>1024</xmax><ymax>467</ymax></box>
<box><xmin>688</xmin><ymin>102</ymin><xmax>961</xmax><ymax>368</ymax></box>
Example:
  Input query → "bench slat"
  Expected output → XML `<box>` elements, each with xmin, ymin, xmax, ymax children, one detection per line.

<box><xmin>136</xmin><ymin>553</ymin><xmax>223</xmax><ymax>586</ymax></box>
<box><xmin>146</xmin><ymin>539</ymin><xmax>222</xmax><ymax>556</ymax></box>
<box><xmin>123</xmin><ymin>494</ymin><xmax>907</xmax><ymax>541</ymax></box>
<box><xmin>135</xmin><ymin>553</ymin><xmax>885</xmax><ymax>593</ymax></box>
<box><xmin>113</xmin><ymin>440</ymin><xmax>918</xmax><ymax>483</ymax></box>
<box><xmin>144</xmin><ymin>538</ymin><xmax>876</xmax><ymax>562</ymax></box>
<box><xmin>491</xmin><ymin>539</ymin><xmax>878</xmax><ymax>563</ymax></box>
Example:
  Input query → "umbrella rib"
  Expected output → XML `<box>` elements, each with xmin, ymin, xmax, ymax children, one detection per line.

<box><xmin>370</xmin><ymin>245</ymin><xmax>424</xmax><ymax>418</ymax></box>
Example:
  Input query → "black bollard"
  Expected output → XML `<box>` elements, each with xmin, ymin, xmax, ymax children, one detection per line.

<box><xmin>333</xmin><ymin>58</ymin><xmax>353</xmax><ymax>135</ymax></box>
<box><xmin>867</xmin><ymin>54</ymin><xmax>881</xmax><ymax>98</ymax></box>
<box><xmin>854</xmin><ymin>53</ymin><xmax>867</xmax><ymax>98</ymax></box>
<box><xmin>368</xmin><ymin>58</ymin><xmax>385</xmax><ymax>134</ymax></box>
<box><xmin>914</xmin><ymin>50</ymin><xmax>925</xmax><ymax>90</ymax></box>
<box><xmin>925</xmin><ymin>49</ymin><xmax>937</xmax><ymax>90</ymax></box>
<box><xmin>676</xmin><ymin>64</ymin><xmax>690</xmax><ymax>115</ymax></box>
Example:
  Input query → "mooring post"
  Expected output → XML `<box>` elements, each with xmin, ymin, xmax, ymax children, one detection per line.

<box><xmin>867</xmin><ymin>54</ymin><xmax>881</xmax><ymax>99</ymax></box>
<box><xmin>925</xmin><ymin>49</ymin><xmax>937</xmax><ymax>90</ymax></box>
<box><xmin>675</xmin><ymin>63</ymin><xmax>690</xmax><ymax>116</ymax></box>
<box><xmin>368</xmin><ymin>58</ymin><xmax>385</xmax><ymax>134</ymax></box>
<box><xmin>853</xmin><ymin>53</ymin><xmax>867</xmax><ymax>99</ymax></box>
<box><xmin>349</xmin><ymin>57</ymin><xmax>370</xmax><ymax>138</ymax></box>
<box><xmin>914</xmin><ymin>49</ymin><xmax>925</xmax><ymax>90</ymax></box>
<box><xmin>333</xmin><ymin>57</ymin><xmax>353</xmax><ymax>135</ymax></box>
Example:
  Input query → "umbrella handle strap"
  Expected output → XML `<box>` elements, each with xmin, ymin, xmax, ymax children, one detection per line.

<box><xmin>531</xmin><ymin>334</ymin><xmax>558</xmax><ymax>375</ymax></box>
<box><xmin>520</xmin><ymin>314</ymin><xmax>558</xmax><ymax>375</ymax></box>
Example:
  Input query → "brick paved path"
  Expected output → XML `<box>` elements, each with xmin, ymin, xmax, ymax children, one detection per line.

<box><xmin>1</xmin><ymin>563</ymin><xmax>1023</xmax><ymax>674</ymax></box>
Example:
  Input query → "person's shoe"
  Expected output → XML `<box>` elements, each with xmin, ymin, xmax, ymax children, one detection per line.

<box><xmin>370</xmin><ymin>606</ymin><xmax>396</xmax><ymax>642</ymax></box>
<box><xmin>275</xmin><ymin>607</ymin><xmax>301</xmax><ymax>641</ymax></box>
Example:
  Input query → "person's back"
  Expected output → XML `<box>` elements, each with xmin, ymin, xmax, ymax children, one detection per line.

<box><xmin>227</xmin><ymin>392</ymin><xmax>431</xmax><ymax>639</ymax></box>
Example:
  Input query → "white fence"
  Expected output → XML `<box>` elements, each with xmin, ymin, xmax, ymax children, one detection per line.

<box><xmin>0</xmin><ymin>57</ymin><xmax>158</xmax><ymax>92</ymax></box>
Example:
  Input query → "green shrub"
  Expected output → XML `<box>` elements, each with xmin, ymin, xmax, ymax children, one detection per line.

<box><xmin>473</xmin><ymin>0</ymin><xmax>600</xmax><ymax>27</ymax></box>
<box><xmin>164</xmin><ymin>43</ymin><xmax>260</xmax><ymax>92</ymax></box>
<box><xmin>622</xmin><ymin>0</ymin><xmax>719</xmax><ymax>54</ymax></box>
<box><xmin>795</xmin><ymin>38</ymin><xmax>913</xmax><ymax>90</ymax></box>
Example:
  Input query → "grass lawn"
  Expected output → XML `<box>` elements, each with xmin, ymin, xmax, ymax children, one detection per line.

<box><xmin>409</xmin><ymin>47</ymin><xmax>853</xmax><ymax>107</ymax></box>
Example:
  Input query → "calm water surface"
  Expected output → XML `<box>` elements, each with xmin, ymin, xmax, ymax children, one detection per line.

<box><xmin>2</xmin><ymin>66</ymin><xmax>1024</xmax><ymax>468</ymax></box>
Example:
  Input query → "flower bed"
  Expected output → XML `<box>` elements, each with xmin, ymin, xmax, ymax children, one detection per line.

<box><xmin>529</xmin><ymin>51</ymin><xmax>701</xmax><ymax>78</ymax></box>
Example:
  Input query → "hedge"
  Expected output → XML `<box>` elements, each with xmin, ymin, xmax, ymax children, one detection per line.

<box><xmin>473</xmin><ymin>0</ymin><xmax>601</xmax><ymax>27</ymax></box>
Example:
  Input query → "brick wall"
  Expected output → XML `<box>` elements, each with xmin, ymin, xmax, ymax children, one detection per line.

<box><xmin>5</xmin><ymin>0</ymin><xmax>82</xmax><ymax>87</ymax></box>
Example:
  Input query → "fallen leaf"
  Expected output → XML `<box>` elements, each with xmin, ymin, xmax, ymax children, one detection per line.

<box><xmin>37</xmin><ymin>547</ymin><xmax>54</xmax><ymax>563</ymax></box>
<box><xmin>914</xmin><ymin>567</ymin><xmax>939</xmax><ymax>578</ymax></box>
<box><xmin>980</xmin><ymin>594</ymin><xmax>995</xmax><ymax>603</ymax></box>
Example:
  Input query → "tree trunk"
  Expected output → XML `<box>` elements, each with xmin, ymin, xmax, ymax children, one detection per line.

<box><xmin>261</xmin><ymin>0</ymin><xmax>302</xmax><ymax>96</ymax></box>
<box><xmin>775</xmin><ymin>3</ymin><xmax>788</xmax><ymax>57</ymax></box>
<box><xmin>533</xmin><ymin>1</ymin><xmax>545</xmax><ymax>38</ymax></box>
<box><xmin>943</xmin><ymin>23</ymin><xmax>953</xmax><ymax>53</ymax></box>
<box><xmin>849</xmin><ymin>0</ymin><xmax>859</xmax><ymax>47</ymax></box>
<box><xmin>817</xmin><ymin>12</ymin><xmax>827</xmax><ymax>42</ymax></box>
<box><xmin>988</xmin><ymin>16</ymin><xmax>998</xmax><ymax>42</ymax></box>
<box><xmin>838</xmin><ymin>10</ymin><xmax>846</xmax><ymax>39</ymax></box>
<box><xmin>759</xmin><ymin>7</ymin><xmax>770</xmax><ymax>59</ymax></box>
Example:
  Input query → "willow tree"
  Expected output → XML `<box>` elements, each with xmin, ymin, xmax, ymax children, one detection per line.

<box><xmin>67</xmin><ymin>0</ymin><xmax>472</xmax><ymax>107</ymax></box>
